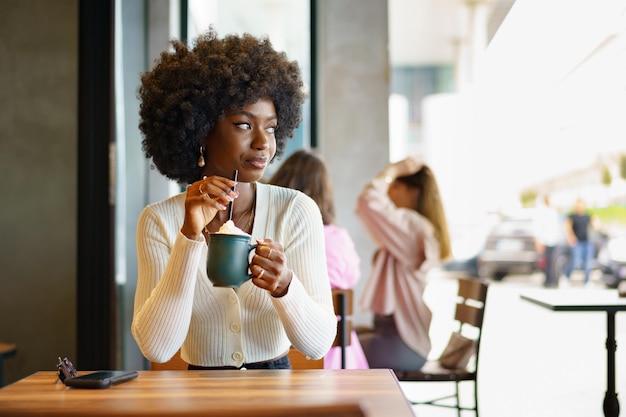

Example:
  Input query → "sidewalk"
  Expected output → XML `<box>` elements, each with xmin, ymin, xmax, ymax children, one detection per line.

<box><xmin>400</xmin><ymin>271</ymin><xmax>626</xmax><ymax>417</ymax></box>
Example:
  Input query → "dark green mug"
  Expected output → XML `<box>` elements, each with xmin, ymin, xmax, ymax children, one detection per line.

<box><xmin>207</xmin><ymin>234</ymin><xmax>257</xmax><ymax>287</ymax></box>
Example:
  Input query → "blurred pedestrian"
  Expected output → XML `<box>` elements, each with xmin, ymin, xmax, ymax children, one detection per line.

<box><xmin>533</xmin><ymin>195</ymin><xmax>562</xmax><ymax>288</ymax></box>
<box><xmin>269</xmin><ymin>148</ymin><xmax>369</xmax><ymax>369</ymax></box>
<box><xmin>563</xmin><ymin>198</ymin><xmax>598</xmax><ymax>287</ymax></box>
<box><xmin>355</xmin><ymin>156</ymin><xmax>451</xmax><ymax>372</ymax></box>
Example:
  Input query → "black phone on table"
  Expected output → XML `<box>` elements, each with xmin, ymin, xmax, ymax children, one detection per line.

<box><xmin>64</xmin><ymin>370</ymin><xmax>138</xmax><ymax>389</ymax></box>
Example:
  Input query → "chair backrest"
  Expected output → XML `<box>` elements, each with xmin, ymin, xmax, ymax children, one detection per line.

<box><xmin>151</xmin><ymin>350</ymin><xmax>187</xmax><ymax>370</ymax></box>
<box><xmin>332</xmin><ymin>289</ymin><xmax>353</xmax><ymax>369</ymax></box>
<box><xmin>290</xmin><ymin>288</ymin><xmax>354</xmax><ymax>369</ymax></box>
<box><xmin>287</xmin><ymin>348</ymin><xmax>323</xmax><ymax>369</ymax></box>
<box><xmin>454</xmin><ymin>278</ymin><xmax>489</xmax><ymax>369</ymax></box>
<box><xmin>455</xmin><ymin>278</ymin><xmax>488</xmax><ymax>327</ymax></box>
<box><xmin>0</xmin><ymin>342</ymin><xmax>17</xmax><ymax>387</ymax></box>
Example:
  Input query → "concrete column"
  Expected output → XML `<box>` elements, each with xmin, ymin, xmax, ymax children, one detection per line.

<box><xmin>455</xmin><ymin>0</ymin><xmax>490</xmax><ymax>90</ymax></box>
<box><xmin>315</xmin><ymin>0</ymin><xmax>389</xmax><ymax>326</ymax></box>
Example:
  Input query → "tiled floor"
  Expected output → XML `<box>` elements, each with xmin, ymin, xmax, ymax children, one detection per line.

<box><xmin>400</xmin><ymin>270</ymin><xmax>626</xmax><ymax>417</ymax></box>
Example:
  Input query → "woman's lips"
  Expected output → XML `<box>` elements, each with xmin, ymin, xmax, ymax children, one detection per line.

<box><xmin>246</xmin><ymin>157</ymin><xmax>267</xmax><ymax>170</ymax></box>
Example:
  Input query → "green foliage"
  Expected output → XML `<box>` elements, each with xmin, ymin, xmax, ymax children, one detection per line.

<box><xmin>589</xmin><ymin>206</ymin><xmax>626</xmax><ymax>225</ymax></box>
<box><xmin>602</xmin><ymin>165</ymin><xmax>613</xmax><ymax>186</ymax></box>
<box><xmin>520</xmin><ymin>190</ymin><xmax>537</xmax><ymax>207</ymax></box>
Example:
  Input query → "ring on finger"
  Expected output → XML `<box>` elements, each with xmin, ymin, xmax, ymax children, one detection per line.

<box><xmin>258</xmin><ymin>268</ymin><xmax>265</xmax><ymax>279</ymax></box>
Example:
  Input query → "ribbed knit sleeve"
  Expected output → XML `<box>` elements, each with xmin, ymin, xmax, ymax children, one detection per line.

<box><xmin>254</xmin><ymin>184</ymin><xmax>336</xmax><ymax>359</ymax></box>
<box><xmin>132</xmin><ymin>196</ymin><xmax>203</xmax><ymax>363</ymax></box>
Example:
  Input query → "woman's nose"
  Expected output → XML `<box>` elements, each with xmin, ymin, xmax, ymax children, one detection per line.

<box><xmin>251</xmin><ymin>129</ymin><xmax>269</xmax><ymax>150</ymax></box>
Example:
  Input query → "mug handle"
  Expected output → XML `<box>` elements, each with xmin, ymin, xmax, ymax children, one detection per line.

<box><xmin>247</xmin><ymin>243</ymin><xmax>258</xmax><ymax>279</ymax></box>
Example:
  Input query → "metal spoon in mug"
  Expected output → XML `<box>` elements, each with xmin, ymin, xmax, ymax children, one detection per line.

<box><xmin>227</xmin><ymin>169</ymin><xmax>238</xmax><ymax>221</ymax></box>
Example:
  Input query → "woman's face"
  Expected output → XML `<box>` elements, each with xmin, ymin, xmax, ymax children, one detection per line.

<box><xmin>203</xmin><ymin>97</ymin><xmax>277</xmax><ymax>182</ymax></box>
<box><xmin>388</xmin><ymin>180</ymin><xmax>419</xmax><ymax>210</ymax></box>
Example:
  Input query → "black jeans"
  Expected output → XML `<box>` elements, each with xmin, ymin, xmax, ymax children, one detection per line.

<box><xmin>543</xmin><ymin>245</ymin><xmax>557</xmax><ymax>287</ymax></box>
<box><xmin>188</xmin><ymin>355</ymin><xmax>291</xmax><ymax>370</ymax></box>
<box><xmin>359</xmin><ymin>314</ymin><xmax>427</xmax><ymax>372</ymax></box>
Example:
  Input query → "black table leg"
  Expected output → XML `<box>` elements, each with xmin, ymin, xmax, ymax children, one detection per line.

<box><xmin>603</xmin><ymin>311</ymin><xmax>620</xmax><ymax>417</ymax></box>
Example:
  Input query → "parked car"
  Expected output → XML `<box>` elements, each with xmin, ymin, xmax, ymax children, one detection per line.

<box><xmin>597</xmin><ymin>234</ymin><xmax>626</xmax><ymax>289</ymax></box>
<box><xmin>441</xmin><ymin>253</ymin><xmax>479</xmax><ymax>277</ymax></box>
<box><xmin>476</xmin><ymin>211</ymin><xmax>606</xmax><ymax>282</ymax></box>
<box><xmin>441</xmin><ymin>217</ymin><xmax>499</xmax><ymax>277</ymax></box>
<box><xmin>477</xmin><ymin>215</ymin><xmax>540</xmax><ymax>281</ymax></box>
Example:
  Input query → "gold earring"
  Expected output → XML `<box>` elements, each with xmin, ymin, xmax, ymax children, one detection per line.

<box><xmin>197</xmin><ymin>146</ymin><xmax>205</xmax><ymax>167</ymax></box>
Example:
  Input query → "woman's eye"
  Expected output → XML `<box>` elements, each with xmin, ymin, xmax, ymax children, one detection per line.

<box><xmin>266</xmin><ymin>125</ymin><xmax>277</xmax><ymax>134</ymax></box>
<box><xmin>235</xmin><ymin>122</ymin><xmax>251</xmax><ymax>130</ymax></box>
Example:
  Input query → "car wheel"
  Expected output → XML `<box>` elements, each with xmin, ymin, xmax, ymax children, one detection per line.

<box><xmin>492</xmin><ymin>272</ymin><xmax>506</xmax><ymax>281</ymax></box>
<box><xmin>552</xmin><ymin>247</ymin><xmax>570</xmax><ymax>282</ymax></box>
<box><xmin>604</xmin><ymin>276</ymin><xmax>620</xmax><ymax>289</ymax></box>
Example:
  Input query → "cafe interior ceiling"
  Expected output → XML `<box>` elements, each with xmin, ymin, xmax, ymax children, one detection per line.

<box><xmin>389</xmin><ymin>0</ymin><xmax>516</xmax><ymax>67</ymax></box>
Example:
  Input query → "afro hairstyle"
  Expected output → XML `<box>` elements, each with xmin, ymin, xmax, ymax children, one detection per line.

<box><xmin>138</xmin><ymin>27</ymin><xmax>305</xmax><ymax>184</ymax></box>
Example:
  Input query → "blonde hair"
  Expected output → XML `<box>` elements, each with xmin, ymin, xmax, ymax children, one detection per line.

<box><xmin>395</xmin><ymin>166</ymin><xmax>452</xmax><ymax>260</ymax></box>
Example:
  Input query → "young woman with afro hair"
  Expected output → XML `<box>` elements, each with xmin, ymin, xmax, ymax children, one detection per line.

<box><xmin>132</xmin><ymin>28</ymin><xmax>336</xmax><ymax>370</ymax></box>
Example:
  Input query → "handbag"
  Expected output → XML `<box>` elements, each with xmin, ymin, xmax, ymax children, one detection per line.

<box><xmin>438</xmin><ymin>332</ymin><xmax>475</xmax><ymax>370</ymax></box>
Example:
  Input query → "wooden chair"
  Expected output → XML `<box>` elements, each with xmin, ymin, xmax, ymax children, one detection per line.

<box><xmin>151</xmin><ymin>350</ymin><xmax>187</xmax><ymax>370</ymax></box>
<box><xmin>0</xmin><ymin>342</ymin><xmax>17</xmax><ymax>387</ymax></box>
<box><xmin>289</xmin><ymin>288</ymin><xmax>354</xmax><ymax>369</ymax></box>
<box><xmin>332</xmin><ymin>288</ymin><xmax>353</xmax><ymax>369</ymax></box>
<box><xmin>395</xmin><ymin>277</ymin><xmax>489</xmax><ymax>417</ymax></box>
<box><xmin>153</xmin><ymin>288</ymin><xmax>355</xmax><ymax>371</ymax></box>
<box><xmin>287</xmin><ymin>347</ymin><xmax>323</xmax><ymax>369</ymax></box>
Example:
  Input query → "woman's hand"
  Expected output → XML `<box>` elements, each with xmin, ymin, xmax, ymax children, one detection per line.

<box><xmin>401</xmin><ymin>156</ymin><xmax>423</xmax><ymax>174</ymax></box>
<box><xmin>383</xmin><ymin>156</ymin><xmax>423</xmax><ymax>180</ymax></box>
<box><xmin>393</xmin><ymin>156</ymin><xmax>422</xmax><ymax>176</ymax></box>
<box><xmin>250</xmin><ymin>238</ymin><xmax>293</xmax><ymax>297</ymax></box>
<box><xmin>180</xmin><ymin>176</ymin><xmax>238</xmax><ymax>240</ymax></box>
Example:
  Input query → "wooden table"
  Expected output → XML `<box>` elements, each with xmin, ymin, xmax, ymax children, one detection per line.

<box><xmin>521</xmin><ymin>289</ymin><xmax>626</xmax><ymax>417</ymax></box>
<box><xmin>0</xmin><ymin>369</ymin><xmax>415</xmax><ymax>417</ymax></box>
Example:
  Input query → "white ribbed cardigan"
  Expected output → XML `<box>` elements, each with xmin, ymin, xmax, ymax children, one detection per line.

<box><xmin>132</xmin><ymin>182</ymin><xmax>336</xmax><ymax>367</ymax></box>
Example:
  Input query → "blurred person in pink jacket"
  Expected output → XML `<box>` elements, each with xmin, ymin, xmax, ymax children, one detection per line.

<box><xmin>269</xmin><ymin>149</ymin><xmax>369</xmax><ymax>369</ymax></box>
<box><xmin>356</xmin><ymin>157</ymin><xmax>451</xmax><ymax>371</ymax></box>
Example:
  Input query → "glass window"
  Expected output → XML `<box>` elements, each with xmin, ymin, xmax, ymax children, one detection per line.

<box><xmin>188</xmin><ymin>0</ymin><xmax>311</xmax><ymax>177</ymax></box>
